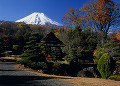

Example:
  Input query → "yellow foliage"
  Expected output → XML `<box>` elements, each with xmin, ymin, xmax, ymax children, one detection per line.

<box><xmin>54</xmin><ymin>32</ymin><xmax>59</xmax><ymax>37</ymax></box>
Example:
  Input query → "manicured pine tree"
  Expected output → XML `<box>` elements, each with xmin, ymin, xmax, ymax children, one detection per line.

<box><xmin>65</xmin><ymin>48</ymin><xmax>78</xmax><ymax>64</ymax></box>
<box><xmin>19</xmin><ymin>32</ymin><xmax>47</xmax><ymax>69</ymax></box>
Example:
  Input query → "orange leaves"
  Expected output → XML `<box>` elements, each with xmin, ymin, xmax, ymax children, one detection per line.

<box><xmin>110</xmin><ymin>30</ymin><xmax>120</xmax><ymax>41</ymax></box>
<box><xmin>61</xmin><ymin>8</ymin><xmax>81</xmax><ymax>27</ymax></box>
<box><xmin>116</xmin><ymin>31</ymin><xmax>120</xmax><ymax>40</ymax></box>
<box><xmin>93</xmin><ymin>0</ymin><xmax>114</xmax><ymax>22</ymax></box>
<box><xmin>92</xmin><ymin>0</ymin><xmax>116</xmax><ymax>34</ymax></box>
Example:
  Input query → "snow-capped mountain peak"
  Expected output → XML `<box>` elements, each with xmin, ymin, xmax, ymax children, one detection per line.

<box><xmin>16</xmin><ymin>12</ymin><xmax>63</xmax><ymax>26</ymax></box>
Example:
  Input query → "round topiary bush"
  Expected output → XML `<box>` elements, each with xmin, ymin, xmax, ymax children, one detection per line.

<box><xmin>97</xmin><ymin>53</ymin><xmax>115</xmax><ymax>79</ymax></box>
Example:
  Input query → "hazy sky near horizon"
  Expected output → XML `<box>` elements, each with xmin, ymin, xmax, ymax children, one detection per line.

<box><xmin>0</xmin><ymin>0</ymin><xmax>119</xmax><ymax>24</ymax></box>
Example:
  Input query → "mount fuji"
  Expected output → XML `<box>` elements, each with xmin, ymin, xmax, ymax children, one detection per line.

<box><xmin>16</xmin><ymin>12</ymin><xmax>63</xmax><ymax>26</ymax></box>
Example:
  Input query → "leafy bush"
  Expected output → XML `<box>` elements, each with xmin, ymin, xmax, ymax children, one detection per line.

<box><xmin>108</xmin><ymin>75</ymin><xmax>120</xmax><ymax>81</ymax></box>
<box><xmin>30</xmin><ymin>62</ymin><xmax>48</xmax><ymax>70</ymax></box>
<box><xmin>13</xmin><ymin>45</ymin><xmax>19</xmax><ymax>50</ymax></box>
<box><xmin>64</xmin><ymin>48</ymin><xmax>78</xmax><ymax>64</ymax></box>
<box><xmin>16</xmin><ymin>60</ymin><xmax>24</xmax><ymax>64</ymax></box>
<box><xmin>16</xmin><ymin>59</ymin><xmax>32</xmax><ymax>67</ymax></box>
<box><xmin>93</xmin><ymin>48</ymin><xmax>105</xmax><ymax>63</ymax></box>
<box><xmin>12</xmin><ymin>45</ymin><xmax>21</xmax><ymax>55</ymax></box>
<box><xmin>18</xmin><ymin>32</ymin><xmax>46</xmax><ymax>69</ymax></box>
<box><xmin>97</xmin><ymin>53</ymin><xmax>115</xmax><ymax>79</ymax></box>
<box><xmin>93</xmin><ymin>39</ymin><xmax>117</xmax><ymax>63</ymax></box>
<box><xmin>51</xmin><ymin>62</ymin><xmax>62</xmax><ymax>75</ymax></box>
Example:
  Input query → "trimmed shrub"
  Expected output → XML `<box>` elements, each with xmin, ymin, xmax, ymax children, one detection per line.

<box><xmin>16</xmin><ymin>60</ymin><xmax>24</xmax><ymax>64</ymax></box>
<box><xmin>18</xmin><ymin>32</ymin><xmax>47</xmax><ymax>69</ymax></box>
<box><xmin>108</xmin><ymin>75</ymin><xmax>120</xmax><ymax>81</ymax></box>
<box><xmin>30</xmin><ymin>62</ymin><xmax>48</xmax><ymax>70</ymax></box>
<box><xmin>51</xmin><ymin>62</ymin><xmax>62</xmax><ymax>75</ymax></box>
<box><xmin>97</xmin><ymin>53</ymin><xmax>115</xmax><ymax>79</ymax></box>
<box><xmin>12</xmin><ymin>45</ymin><xmax>21</xmax><ymax>55</ymax></box>
<box><xmin>16</xmin><ymin>59</ymin><xmax>32</xmax><ymax>67</ymax></box>
<box><xmin>64</xmin><ymin>48</ymin><xmax>78</xmax><ymax>64</ymax></box>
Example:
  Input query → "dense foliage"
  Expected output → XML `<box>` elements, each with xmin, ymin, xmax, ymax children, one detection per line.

<box><xmin>108</xmin><ymin>75</ymin><xmax>120</xmax><ymax>81</ymax></box>
<box><xmin>18</xmin><ymin>32</ymin><xmax>47</xmax><ymax>69</ymax></box>
<box><xmin>97</xmin><ymin>53</ymin><xmax>115</xmax><ymax>79</ymax></box>
<box><xmin>51</xmin><ymin>62</ymin><xmax>62</xmax><ymax>75</ymax></box>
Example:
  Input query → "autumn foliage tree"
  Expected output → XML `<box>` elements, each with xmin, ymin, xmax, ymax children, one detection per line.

<box><xmin>92</xmin><ymin>0</ymin><xmax>120</xmax><ymax>40</ymax></box>
<box><xmin>61</xmin><ymin>8</ymin><xmax>81</xmax><ymax>27</ymax></box>
<box><xmin>62</xmin><ymin>0</ymin><xmax>120</xmax><ymax>45</ymax></box>
<box><xmin>80</xmin><ymin>0</ymin><xmax>120</xmax><ymax>45</ymax></box>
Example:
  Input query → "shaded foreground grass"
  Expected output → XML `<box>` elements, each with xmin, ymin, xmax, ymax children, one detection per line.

<box><xmin>0</xmin><ymin>75</ymin><xmax>49</xmax><ymax>86</ymax></box>
<box><xmin>16</xmin><ymin>64</ymin><xmax>120</xmax><ymax>86</ymax></box>
<box><xmin>0</xmin><ymin>62</ymin><xmax>74</xmax><ymax>86</ymax></box>
<box><xmin>0</xmin><ymin>56</ymin><xmax>120</xmax><ymax>86</ymax></box>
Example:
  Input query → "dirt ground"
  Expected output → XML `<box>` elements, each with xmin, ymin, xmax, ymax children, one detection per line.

<box><xmin>0</xmin><ymin>55</ymin><xmax>21</xmax><ymax>61</ymax></box>
<box><xmin>15</xmin><ymin>64</ymin><xmax>120</xmax><ymax>86</ymax></box>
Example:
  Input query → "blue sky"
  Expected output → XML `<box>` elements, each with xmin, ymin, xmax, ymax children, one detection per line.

<box><xmin>0</xmin><ymin>0</ymin><xmax>119</xmax><ymax>24</ymax></box>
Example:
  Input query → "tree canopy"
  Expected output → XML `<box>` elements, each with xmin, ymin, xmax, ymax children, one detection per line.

<box><xmin>62</xmin><ymin>0</ymin><xmax>120</xmax><ymax>42</ymax></box>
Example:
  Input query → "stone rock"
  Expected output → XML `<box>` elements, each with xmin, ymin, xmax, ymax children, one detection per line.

<box><xmin>77</xmin><ymin>67</ymin><xmax>98</xmax><ymax>78</ymax></box>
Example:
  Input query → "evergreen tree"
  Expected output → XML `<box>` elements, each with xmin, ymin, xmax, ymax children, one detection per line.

<box><xmin>97</xmin><ymin>53</ymin><xmax>115</xmax><ymax>79</ymax></box>
<box><xmin>65</xmin><ymin>48</ymin><xmax>79</xmax><ymax>64</ymax></box>
<box><xmin>19</xmin><ymin>32</ymin><xmax>47</xmax><ymax>69</ymax></box>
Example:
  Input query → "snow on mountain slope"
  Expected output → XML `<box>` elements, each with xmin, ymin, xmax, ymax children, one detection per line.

<box><xmin>16</xmin><ymin>12</ymin><xmax>63</xmax><ymax>26</ymax></box>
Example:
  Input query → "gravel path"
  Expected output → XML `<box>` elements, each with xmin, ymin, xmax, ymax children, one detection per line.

<box><xmin>0</xmin><ymin>62</ymin><xmax>74</xmax><ymax>86</ymax></box>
